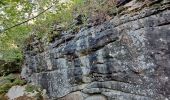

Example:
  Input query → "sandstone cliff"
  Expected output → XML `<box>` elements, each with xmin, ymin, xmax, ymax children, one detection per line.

<box><xmin>22</xmin><ymin>0</ymin><xmax>170</xmax><ymax>100</ymax></box>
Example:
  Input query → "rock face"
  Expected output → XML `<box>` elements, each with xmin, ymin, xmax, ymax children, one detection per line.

<box><xmin>22</xmin><ymin>0</ymin><xmax>170</xmax><ymax>100</ymax></box>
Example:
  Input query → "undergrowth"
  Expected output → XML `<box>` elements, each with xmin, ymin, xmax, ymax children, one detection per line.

<box><xmin>0</xmin><ymin>74</ymin><xmax>26</xmax><ymax>94</ymax></box>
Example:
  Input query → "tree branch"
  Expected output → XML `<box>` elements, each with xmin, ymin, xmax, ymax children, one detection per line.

<box><xmin>0</xmin><ymin>0</ymin><xmax>58</xmax><ymax>33</ymax></box>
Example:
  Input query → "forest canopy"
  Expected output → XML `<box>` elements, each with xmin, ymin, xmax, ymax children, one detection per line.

<box><xmin>0</xmin><ymin>0</ymin><xmax>82</xmax><ymax>61</ymax></box>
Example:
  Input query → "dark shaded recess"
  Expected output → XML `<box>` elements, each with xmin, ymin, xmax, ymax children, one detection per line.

<box><xmin>88</xmin><ymin>53</ymin><xmax>98</xmax><ymax>75</ymax></box>
<box><xmin>103</xmin><ymin>46</ymin><xmax>114</xmax><ymax>74</ymax></box>
<box><xmin>75</xmin><ymin>14</ymin><xmax>84</xmax><ymax>25</ymax></box>
<box><xmin>49</xmin><ymin>32</ymin><xmax>62</xmax><ymax>43</ymax></box>
<box><xmin>67</xmin><ymin>54</ymin><xmax>83</xmax><ymax>84</ymax></box>
<box><xmin>73</xmin><ymin>58</ymin><xmax>83</xmax><ymax>84</ymax></box>
<box><xmin>148</xmin><ymin>0</ymin><xmax>163</xmax><ymax>6</ymax></box>
<box><xmin>116</xmin><ymin>0</ymin><xmax>131</xmax><ymax>7</ymax></box>
<box><xmin>25</xmin><ymin>44</ymin><xmax>34</xmax><ymax>51</ymax></box>
<box><xmin>63</xmin><ymin>43</ymin><xmax>76</xmax><ymax>55</ymax></box>
<box><xmin>0</xmin><ymin>59</ymin><xmax>22</xmax><ymax>76</ymax></box>
<box><xmin>52</xmin><ymin>35</ymin><xmax>74</xmax><ymax>48</ymax></box>
<box><xmin>28</xmin><ymin>56</ymin><xmax>41</xmax><ymax>73</ymax></box>
<box><xmin>167</xmin><ymin>42</ymin><xmax>170</xmax><ymax>54</ymax></box>
<box><xmin>86</xmin><ymin>34</ymin><xmax>119</xmax><ymax>56</ymax></box>
<box><xmin>106</xmin><ymin>61</ymin><xmax>119</xmax><ymax>73</ymax></box>
<box><xmin>78</xmin><ymin>38</ymin><xmax>87</xmax><ymax>50</ymax></box>
<box><xmin>40</xmin><ymin>73</ymin><xmax>51</xmax><ymax>95</ymax></box>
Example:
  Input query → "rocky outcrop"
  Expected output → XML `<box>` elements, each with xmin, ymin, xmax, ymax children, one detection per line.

<box><xmin>22</xmin><ymin>0</ymin><xmax>170</xmax><ymax>100</ymax></box>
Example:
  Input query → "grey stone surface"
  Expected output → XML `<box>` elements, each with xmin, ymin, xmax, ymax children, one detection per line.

<box><xmin>59</xmin><ymin>91</ymin><xmax>84</xmax><ymax>100</ymax></box>
<box><xmin>85</xmin><ymin>95</ymin><xmax>107</xmax><ymax>100</ymax></box>
<box><xmin>6</xmin><ymin>86</ymin><xmax>25</xmax><ymax>100</ymax></box>
<box><xmin>22</xmin><ymin>0</ymin><xmax>170</xmax><ymax>100</ymax></box>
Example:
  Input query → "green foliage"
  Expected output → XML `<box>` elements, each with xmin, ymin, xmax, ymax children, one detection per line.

<box><xmin>0</xmin><ymin>0</ymin><xmax>117</xmax><ymax>62</ymax></box>
<box><xmin>25</xmin><ymin>84</ymin><xmax>40</xmax><ymax>93</ymax></box>
<box><xmin>0</xmin><ymin>83</ymin><xmax>13</xmax><ymax>94</ymax></box>
<box><xmin>3</xmin><ymin>74</ymin><xmax>17</xmax><ymax>81</ymax></box>
<box><xmin>13</xmin><ymin>78</ymin><xmax>26</xmax><ymax>85</ymax></box>
<box><xmin>0</xmin><ymin>74</ymin><xmax>26</xmax><ymax>94</ymax></box>
<box><xmin>0</xmin><ymin>0</ymin><xmax>48</xmax><ymax>61</ymax></box>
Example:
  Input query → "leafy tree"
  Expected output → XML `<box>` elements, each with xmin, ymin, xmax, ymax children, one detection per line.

<box><xmin>0</xmin><ymin>0</ymin><xmax>73</xmax><ymax>61</ymax></box>
<box><xmin>0</xmin><ymin>0</ymin><xmax>117</xmax><ymax>62</ymax></box>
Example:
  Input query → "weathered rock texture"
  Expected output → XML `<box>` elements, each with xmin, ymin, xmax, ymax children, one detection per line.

<box><xmin>22</xmin><ymin>0</ymin><xmax>170</xmax><ymax>100</ymax></box>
